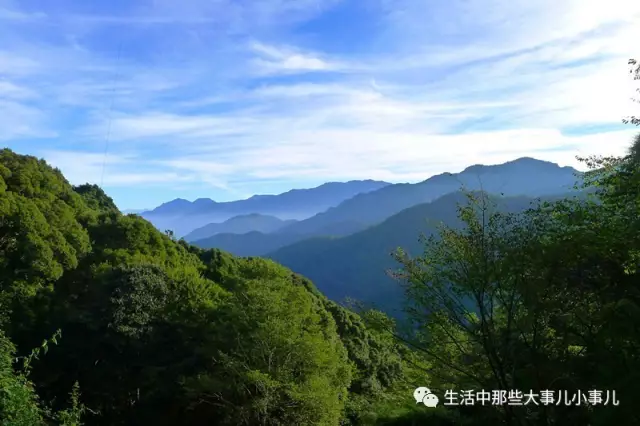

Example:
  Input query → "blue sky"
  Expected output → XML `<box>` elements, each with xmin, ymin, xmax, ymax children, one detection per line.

<box><xmin>1</xmin><ymin>0</ymin><xmax>639</xmax><ymax>210</ymax></box>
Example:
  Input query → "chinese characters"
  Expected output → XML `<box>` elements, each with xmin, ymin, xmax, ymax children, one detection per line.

<box><xmin>442</xmin><ymin>389</ymin><xmax>619</xmax><ymax>406</ymax></box>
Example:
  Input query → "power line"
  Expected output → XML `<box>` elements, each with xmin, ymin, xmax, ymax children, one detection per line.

<box><xmin>100</xmin><ymin>42</ymin><xmax>123</xmax><ymax>188</ymax></box>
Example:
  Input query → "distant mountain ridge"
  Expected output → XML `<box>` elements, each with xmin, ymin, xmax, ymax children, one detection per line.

<box><xmin>190</xmin><ymin>157</ymin><xmax>582</xmax><ymax>256</ymax></box>
<box><xmin>184</xmin><ymin>214</ymin><xmax>296</xmax><ymax>242</ymax></box>
<box><xmin>141</xmin><ymin>180</ymin><xmax>390</xmax><ymax>237</ymax></box>
<box><xmin>122</xmin><ymin>208</ymin><xmax>149</xmax><ymax>214</ymax></box>
<box><xmin>193</xmin><ymin>231</ymin><xmax>305</xmax><ymax>257</ymax></box>
<box><xmin>277</xmin><ymin>157</ymin><xmax>581</xmax><ymax>237</ymax></box>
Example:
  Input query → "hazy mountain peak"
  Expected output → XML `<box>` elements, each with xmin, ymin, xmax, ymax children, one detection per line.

<box><xmin>156</xmin><ymin>198</ymin><xmax>191</xmax><ymax>209</ymax></box>
<box><xmin>167</xmin><ymin>198</ymin><xmax>190</xmax><ymax>204</ymax></box>
<box><xmin>184</xmin><ymin>213</ymin><xmax>295</xmax><ymax>242</ymax></box>
<box><xmin>461</xmin><ymin>157</ymin><xmax>576</xmax><ymax>174</ymax></box>
<box><xmin>239</xmin><ymin>180</ymin><xmax>390</xmax><ymax>199</ymax></box>
<box><xmin>142</xmin><ymin>159</ymin><xmax>577</xmax><ymax>239</ymax></box>
<box><xmin>193</xmin><ymin>198</ymin><xmax>217</xmax><ymax>205</ymax></box>
<box><xmin>320</xmin><ymin>179</ymin><xmax>389</xmax><ymax>186</ymax></box>
<box><xmin>231</xmin><ymin>213</ymin><xmax>270</xmax><ymax>220</ymax></box>
<box><xmin>145</xmin><ymin>179</ymin><xmax>391</xmax><ymax>237</ymax></box>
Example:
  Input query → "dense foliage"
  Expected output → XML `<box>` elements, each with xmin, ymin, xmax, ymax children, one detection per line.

<box><xmin>1</xmin><ymin>61</ymin><xmax>638</xmax><ymax>424</ymax></box>
<box><xmin>389</xmin><ymin>139</ymin><xmax>640</xmax><ymax>424</ymax></box>
<box><xmin>4</xmin><ymin>134</ymin><xmax>640</xmax><ymax>424</ymax></box>
<box><xmin>0</xmin><ymin>149</ymin><xmax>424</xmax><ymax>425</ymax></box>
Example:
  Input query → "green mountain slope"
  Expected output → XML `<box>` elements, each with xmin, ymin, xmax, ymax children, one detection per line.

<box><xmin>0</xmin><ymin>149</ymin><xmax>428</xmax><ymax>426</ymax></box>
<box><xmin>4</xmin><ymin>146</ymin><xmax>632</xmax><ymax>426</ymax></box>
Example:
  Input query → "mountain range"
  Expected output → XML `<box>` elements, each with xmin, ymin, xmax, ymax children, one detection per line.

<box><xmin>189</xmin><ymin>157</ymin><xmax>581</xmax><ymax>256</ymax></box>
<box><xmin>137</xmin><ymin>157</ymin><xmax>584</xmax><ymax>313</ymax></box>
<box><xmin>269</xmin><ymin>191</ymin><xmax>585</xmax><ymax>315</ymax></box>
<box><xmin>276</xmin><ymin>157</ymin><xmax>579</xmax><ymax>237</ymax></box>
<box><xmin>140</xmin><ymin>180</ymin><xmax>389</xmax><ymax>237</ymax></box>
<box><xmin>122</xmin><ymin>208</ymin><xmax>149</xmax><ymax>214</ymax></box>
<box><xmin>184</xmin><ymin>214</ymin><xmax>296</xmax><ymax>242</ymax></box>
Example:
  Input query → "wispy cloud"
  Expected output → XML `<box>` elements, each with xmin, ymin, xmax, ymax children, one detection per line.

<box><xmin>0</xmin><ymin>80</ymin><xmax>36</xmax><ymax>99</ymax></box>
<box><xmin>41</xmin><ymin>150</ymin><xmax>197</xmax><ymax>187</ymax></box>
<box><xmin>1</xmin><ymin>0</ymin><xmax>639</xmax><ymax>208</ymax></box>
<box><xmin>0</xmin><ymin>100</ymin><xmax>55</xmax><ymax>140</ymax></box>
<box><xmin>249</xmin><ymin>41</ymin><xmax>347</xmax><ymax>74</ymax></box>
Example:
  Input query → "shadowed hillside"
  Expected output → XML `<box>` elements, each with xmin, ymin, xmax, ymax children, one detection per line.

<box><xmin>269</xmin><ymin>191</ymin><xmax>582</xmax><ymax>314</ymax></box>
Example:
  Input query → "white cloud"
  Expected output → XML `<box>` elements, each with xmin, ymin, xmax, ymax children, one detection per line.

<box><xmin>75</xmin><ymin>111</ymin><xmax>638</xmax><ymax>185</ymax></box>
<box><xmin>1</xmin><ymin>0</ymin><xmax>640</xmax><ymax>204</ymax></box>
<box><xmin>0</xmin><ymin>51</ymin><xmax>41</xmax><ymax>75</ymax></box>
<box><xmin>380</xmin><ymin>0</ymin><xmax>640</xmax><ymax>54</ymax></box>
<box><xmin>252</xmin><ymin>82</ymin><xmax>359</xmax><ymax>98</ymax></box>
<box><xmin>234</xmin><ymin>128</ymin><xmax>636</xmax><ymax>180</ymax></box>
<box><xmin>40</xmin><ymin>150</ymin><xmax>196</xmax><ymax>187</ymax></box>
<box><xmin>0</xmin><ymin>0</ymin><xmax>343</xmax><ymax>32</ymax></box>
<box><xmin>103</xmin><ymin>112</ymin><xmax>272</xmax><ymax>141</ymax></box>
<box><xmin>0</xmin><ymin>100</ymin><xmax>54</xmax><ymax>140</ymax></box>
<box><xmin>249</xmin><ymin>42</ymin><xmax>346</xmax><ymax>74</ymax></box>
<box><xmin>0</xmin><ymin>2</ymin><xmax>46</xmax><ymax>22</ymax></box>
<box><xmin>0</xmin><ymin>80</ymin><xmax>36</xmax><ymax>99</ymax></box>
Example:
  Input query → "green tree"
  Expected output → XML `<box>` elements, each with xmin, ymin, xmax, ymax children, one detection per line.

<box><xmin>622</xmin><ymin>58</ymin><xmax>639</xmax><ymax>126</ymax></box>
<box><xmin>0</xmin><ymin>332</ymin><xmax>43</xmax><ymax>426</ymax></box>
<box><xmin>73</xmin><ymin>184</ymin><xmax>120</xmax><ymax>215</ymax></box>
<box><xmin>0</xmin><ymin>330</ymin><xmax>87</xmax><ymax>426</ymax></box>
<box><xmin>29</xmin><ymin>261</ymin><xmax>228</xmax><ymax>426</ymax></box>
<box><xmin>1</xmin><ymin>150</ymin><xmax>371</xmax><ymax>425</ymax></box>
<box><xmin>183</xmin><ymin>258</ymin><xmax>353</xmax><ymax>426</ymax></box>
<box><xmin>393</xmin><ymin>127</ymin><xmax>640</xmax><ymax>425</ymax></box>
<box><xmin>0</xmin><ymin>150</ymin><xmax>91</xmax><ymax>301</ymax></box>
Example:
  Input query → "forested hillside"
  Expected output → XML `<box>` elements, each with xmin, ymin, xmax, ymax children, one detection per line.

<box><xmin>0</xmin><ymin>149</ymin><xmax>446</xmax><ymax>425</ymax></box>
<box><xmin>1</xmin><ymin>0</ymin><xmax>638</xmax><ymax>419</ymax></box>
<box><xmin>3</xmin><ymin>127</ymin><xmax>640</xmax><ymax>425</ymax></box>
